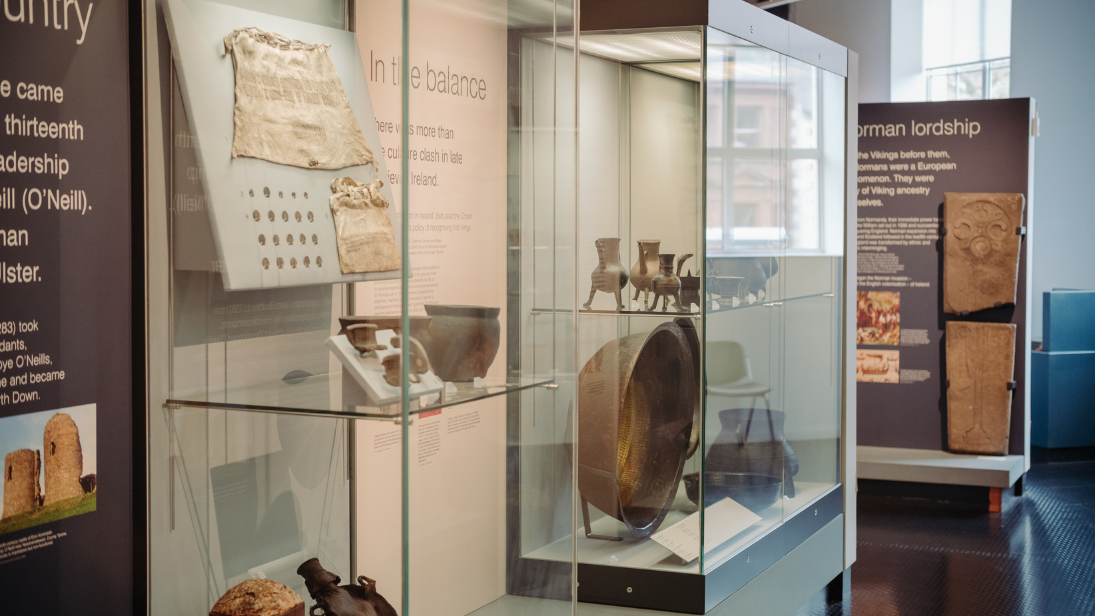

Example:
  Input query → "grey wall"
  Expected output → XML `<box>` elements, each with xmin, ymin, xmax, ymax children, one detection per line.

<box><xmin>1011</xmin><ymin>0</ymin><xmax>1095</xmax><ymax>339</ymax></box>
<box><xmin>789</xmin><ymin>0</ymin><xmax>891</xmax><ymax>103</ymax></box>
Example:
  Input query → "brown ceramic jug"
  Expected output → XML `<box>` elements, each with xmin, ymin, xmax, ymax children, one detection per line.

<box><xmin>629</xmin><ymin>239</ymin><xmax>661</xmax><ymax>309</ymax></box>
<box><xmin>583</xmin><ymin>237</ymin><xmax>630</xmax><ymax>311</ymax></box>
<box><xmin>297</xmin><ymin>558</ymin><xmax>397</xmax><ymax>616</ymax></box>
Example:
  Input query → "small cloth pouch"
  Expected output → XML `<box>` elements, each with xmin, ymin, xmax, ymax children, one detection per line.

<box><xmin>329</xmin><ymin>177</ymin><xmax>399</xmax><ymax>273</ymax></box>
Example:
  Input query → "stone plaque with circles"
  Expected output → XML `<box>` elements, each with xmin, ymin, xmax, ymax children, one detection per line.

<box><xmin>163</xmin><ymin>0</ymin><xmax>403</xmax><ymax>290</ymax></box>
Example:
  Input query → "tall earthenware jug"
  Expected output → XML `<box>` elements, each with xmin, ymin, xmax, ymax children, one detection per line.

<box><xmin>630</xmin><ymin>239</ymin><xmax>661</xmax><ymax>309</ymax></box>
<box><xmin>583</xmin><ymin>237</ymin><xmax>629</xmax><ymax>311</ymax></box>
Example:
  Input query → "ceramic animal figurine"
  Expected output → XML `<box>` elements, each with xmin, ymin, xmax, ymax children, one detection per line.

<box><xmin>649</xmin><ymin>253</ymin><xmax>689</xmax><ymax>313</ymax></box>
<box><xmin>583</xmin><ymin>237</ymin><xmax>629</xmax><ymax>311</ymax></box>
<box><xmin>297</xmin><ymin>558</ymin><xmax>397</xmax><ymax>616</ymax></box>
<box><xmin>629</xmin><ymin>239</ymin><xmax>661</xmax><ymax>309</ymax></box>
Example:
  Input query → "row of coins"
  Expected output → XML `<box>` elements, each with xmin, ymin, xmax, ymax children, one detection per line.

<box><xmin>254</xmin><ymin>210</ymin><xmax>315</xmax><ymax>223</ymax></box>
<box><xmin>263</xmin><ymin>256</ymin><xmax>323</xmax><ymax>270</ymax></box>
<box><xmin>251</xmin><ymin>188</ymin><xmax>310</xmax><ymax>199</ymax></box>
<box><xmin>259</xmin><ymin>233</ymin><xmax>318</xmax><ymax>246</ymax></box>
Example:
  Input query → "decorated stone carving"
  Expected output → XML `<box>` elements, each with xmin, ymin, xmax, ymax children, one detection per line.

<box><xmin>946</xmin><ymin>321</ymin><xmax>1016</xmax><ymax>455</ymax></box>
<box><xmin>943</xmin><ymin>193</ymin><xmax>1025</xmax><ymax>314</ymax></box>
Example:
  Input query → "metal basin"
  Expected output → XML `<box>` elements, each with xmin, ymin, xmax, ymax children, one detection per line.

<box><xmin>576</xmin><ymin>322</ymin><xmax>696</xmax><ymax>538</ymax></box>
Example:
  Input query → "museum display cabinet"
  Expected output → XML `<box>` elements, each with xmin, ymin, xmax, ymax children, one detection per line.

<box><xmin>145</xmin><ymin>0</ymin><xmax>855</xmax><ymax>615</ymax></box>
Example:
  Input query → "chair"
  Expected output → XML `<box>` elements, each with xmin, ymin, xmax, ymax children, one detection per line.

<box><xmin>706</xmin><ymin>341</ymin><xmax>770</xmax><ymax>410</ymax></box>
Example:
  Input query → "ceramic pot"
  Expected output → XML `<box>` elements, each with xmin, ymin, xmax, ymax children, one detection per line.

<box><xmin>583</xmin><ymin>238</ymin><xmax>630</xmax><ymax>311</ymax></box>
<box><xmin>338</xmin><ymin>315</ymin><xmax>432</xmax><ymax>350</ymax></box>
<box><xmin>647</xmin><ymin>254</ymin><xmax>682</xmax><ymax>312</ymax></box>
<box><xmin>297</xmin><ymin>558</ymin><xmax>397</xmax><ymax>616</ymax></box>
<box><xmin>574</xmin><ymin>322</ymin><xmax>695</xmax><ymax>538</ymax></box>
<box><xmin>683</xmin><ymin>471</ymin><xmax>784</xmax><ymax>513</ymax></box>
<box><xmin>423</xmin><ymin>305</ymin><xmax>501</xmax><ymax>381</ymax></box>
<box><xmin>345</xmin><ymin>323</ymin><xmax>386</xmax><ymax>355</ymax></box>
<box><xmin>678</xmin><ymin>254</ymin><xmax>701</xmax><ymax>310</ymax></box>
<box><xmin>705</xmin><ymin>408</ymin><xmax>799</xmax><ymax>504</ymax></box>
<box><xmin>708</xmin><ymin>257</ymin><xmax>777</xmax><ymax>298</ymax></box>
<box><xmin>629</xmin><ymin>239</ymin><xmax>661</xmax><ymax>309</ymax></box>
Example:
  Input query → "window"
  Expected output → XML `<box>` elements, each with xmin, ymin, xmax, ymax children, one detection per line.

<box><xmin>50</xmin><ymin>442</ymin><xmax>55</xmax><ymax>456</ymax></box>
<box><xmin>928</xmin><ymin>58</ymin><xmax>1010</xmax><ymax>101</ymax></box>
<box><xmin>707</xmin><ymin>43</ymin><xmax>834</xmax><ymax>254</ymax></box>
<box><xmin>923</xmin><ymin>0</ymin><xmax>1011</xmax><ymax>101</ymax></box>
<box><xmin>7</xmin><ymin>465</ymin><xmax>11</xmax><ymax>481</ymax></box>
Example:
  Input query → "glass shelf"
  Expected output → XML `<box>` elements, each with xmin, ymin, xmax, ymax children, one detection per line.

<box><xmin>707</xmin><ymin>292</ymin><xmax>835</xmax><ymax>315</ymax></box>
<box><xmin>167</xmin><ymin>373</ymin><xmax>554</xmax><ymax>419</ymax></box>
<box><xmin>530</xmin><ymin>307</ymin><xmax>701</xmax><ymax>318</ymax></box>
<box><xmin>528</xmin><ymin>292</ymin><xmax>834</xmax><ymax>318</ymax></box>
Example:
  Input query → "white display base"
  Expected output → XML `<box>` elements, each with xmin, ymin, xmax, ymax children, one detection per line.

<box><xmin>327</xmin><ymin>331</ymin><xmax>442</xmax><ymax>408</ymax></box>
<box><xmin>857</xmin><ymin>445</ymin><xmax>1024</xmax><ymax>488</ymax></box>
<box><xmin>524</xmin><ymin>480</ymin><xmax>834</xmax><ymax>574</ymax></box>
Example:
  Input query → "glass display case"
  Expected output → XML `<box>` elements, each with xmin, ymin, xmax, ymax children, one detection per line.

<box><xmin>510</xmin><ymin>2</ymin><xmax>855</xmax><ymax>613</ymax></box>
<box><xmin>150</xmin><ymin>0</ymin><xmax>577</xmax><ymax>614</ymax></box>
<box><xmin>146</xmin><ymin>0</ymin><xmax>853</xmax><ymax>615</ymax></box>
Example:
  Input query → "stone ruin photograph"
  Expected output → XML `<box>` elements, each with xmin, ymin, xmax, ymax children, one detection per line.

<box><xmin>0</xmin><ymin>404</ymin><xmax>98</xmax><ymax>535</ymax></box>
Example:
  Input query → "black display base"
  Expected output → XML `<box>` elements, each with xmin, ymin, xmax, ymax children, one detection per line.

<box><xmin>506</xmin><ymin>487</ymin><xmax>844</xmax><ymax>614</ymax></box>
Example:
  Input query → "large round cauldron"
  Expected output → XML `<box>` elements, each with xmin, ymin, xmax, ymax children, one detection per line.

<box><xmin>576</xmin><ymin>322</ymin><xmax>696</xmax><ymax>538</ymax></box>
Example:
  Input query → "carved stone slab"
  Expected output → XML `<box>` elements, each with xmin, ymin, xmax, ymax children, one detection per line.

<box><xmin>943</xmin><ymin>193</ymin><xmax>1025</xmax><ymax>314</ymax></box>
<box><xmin>946</xmin><ymin>322</ymin><xmax>1016</xmax><ymax>455</ymax></box>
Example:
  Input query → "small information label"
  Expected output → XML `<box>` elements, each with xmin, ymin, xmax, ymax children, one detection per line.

<box><xmin>651</xmin><ymin>498</ymin><xmax>761</xmax><ymax>563</ymax></box>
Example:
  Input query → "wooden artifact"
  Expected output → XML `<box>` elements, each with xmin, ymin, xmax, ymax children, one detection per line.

<box><xmin>943</xmin><ymin>193</ymin><xmax>1025</xmax><ymax>314</ymax></box>
<box><xmin>583</xmin><ymin>238</ymin><xmax>629</xmax><ymax>311</ymax></box>
<box><xmin>210</xmin><ymin>579</ymin><xmax>304</xmax><ymax>616</ymax></box>
<box><xmin>946</xmin><ymin>321</ymin><xmax>1017</xmax><ymax>455</ymax></box>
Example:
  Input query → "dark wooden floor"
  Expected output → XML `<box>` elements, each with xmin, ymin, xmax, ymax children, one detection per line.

<box><xmin>795</xmin><ymin>459</ymin><xmax>1095</xmax><ymax>616</ymax></box>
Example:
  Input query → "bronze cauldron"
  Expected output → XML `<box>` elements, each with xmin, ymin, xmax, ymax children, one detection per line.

<box><xmin>575</xmin><ymin>322</ymin><xmax>696</xmax><ymax>538</ymax></box>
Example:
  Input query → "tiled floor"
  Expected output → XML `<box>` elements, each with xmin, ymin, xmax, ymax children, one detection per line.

<box><xmin>796</xmin><ymin>460</ymin><xmax>1095</xmax><ymax>616</ymax></box>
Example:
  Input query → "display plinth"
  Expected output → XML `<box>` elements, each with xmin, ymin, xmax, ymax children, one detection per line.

<box><xmin>857</xmin><ymin>446</ymin><xmax>1023</xmax><ymax>488</ymax></box>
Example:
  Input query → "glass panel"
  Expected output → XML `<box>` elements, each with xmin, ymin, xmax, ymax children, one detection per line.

<box><xmin>390</xmin><ymin>0</ymin><xmax>579</xmax><ymax>614</ymax></box>
<box><xmin>702</xmin><ymin>26</ymin><xmax>843</xmax><ymax>574</ymax></box>
<box><xmin>153</xmin><ymin>406</ymin><xmax>350</xmax><ymax>615</ymax></box>
<box><xmin>550</xmin><ymin>28</ymin><xmax>706</xmax><ymax>594</ymax></box>
<box><xmin>155</xmin><ymin>0</ymin><xmax>575</xmax><ymax>614</ymax></box>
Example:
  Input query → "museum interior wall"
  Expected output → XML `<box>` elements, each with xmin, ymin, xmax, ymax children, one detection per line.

<box><xmin>1010</xmin><ymin>0</ymin><xmax>1095</xmax><ymax>338</ymax></box>
<box><xmin>793</xmin><ymin>0</ymin><xmax>1095</xmax><ymax>339</ymax></box>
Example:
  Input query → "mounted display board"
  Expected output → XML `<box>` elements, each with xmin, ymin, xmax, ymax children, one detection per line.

<box><xmin>163</xmin><ymin>0</ymin><xmax>401</xmax><ymax>290</ymax></box>
<box><xmin>0</xmin><ymin>1</ymin><xmax>135</xmax><ymax>612</ymax></box>
<box><xmin>856</xmin><ymin>99</ymin><xmax>1033</xmax><ymax>457</ymax></box>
